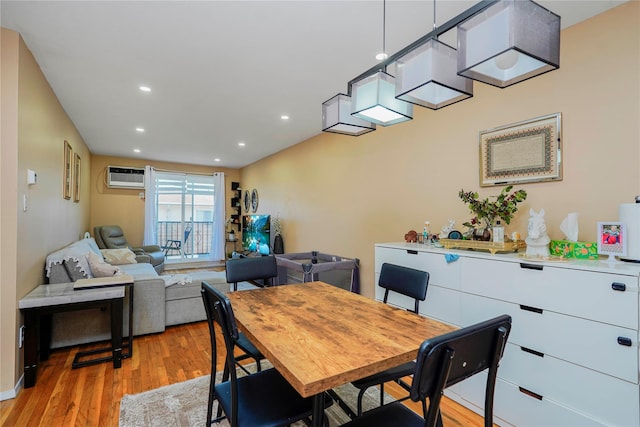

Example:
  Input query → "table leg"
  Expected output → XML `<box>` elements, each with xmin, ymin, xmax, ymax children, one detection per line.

<box><xmin>23</xmin><ymin>311</ymin><xmax>38</xmax><ymax>388</ymax></box>
<box><xmin>312</xmin><ymin>393</ymin><xmax>324</xmax><ymax>427</ymax></box>
<box><xmin>110</xmin><ymin>298</ymin><xmax>123</xmax><ymax>368</ymax></box>
<box><xmin>39</xmin><ymin>313</ymin><xmax>52</xmax><ymax>361</ymax></box>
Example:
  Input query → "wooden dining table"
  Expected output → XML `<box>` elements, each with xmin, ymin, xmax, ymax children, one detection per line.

<box><xmin>227</xmin><ymin>281</ymin><xmax>455</xmax><ymax>427</ymax></box>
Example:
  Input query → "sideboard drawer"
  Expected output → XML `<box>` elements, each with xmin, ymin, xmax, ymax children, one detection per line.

<box><xmin>421</xmin><ymin>285</ymin><xmax>461</xmax><ymax>326</ymax></box>
<box><xmin>375</xmin><ymin>246</ymin><xmax>461</xmax><ymax>290</ymax></box>
<box><xmin>461</xmin><ymin>257</ymin><xmax>639</xmax><ymax>329</ymax></box>
<box><xmin>501</xmin><ymin>343</ymin><xmax>640</xmax><ymax>426</ymax></box>
<box><xmin>461</xmin><ymin>293</ymin><xmax>638</xmax><ymax>382</ymax></box>
<box><xmin>455</xmin><ymin>373</ymin><xmax>606</xmax><ymax>426</ymax></box>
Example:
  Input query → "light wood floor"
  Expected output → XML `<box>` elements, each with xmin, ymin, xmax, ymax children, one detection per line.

<box><xmin>1</xmin><ymin>319</ymin><xmax>486</xmax><ymax>427</ymax></box>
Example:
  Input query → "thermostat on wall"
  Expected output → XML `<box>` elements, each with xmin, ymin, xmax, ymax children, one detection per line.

<box><xmin>27</xmin><ymin>169</ymin><xmax>37</xmax><ymax>185</ymax></box>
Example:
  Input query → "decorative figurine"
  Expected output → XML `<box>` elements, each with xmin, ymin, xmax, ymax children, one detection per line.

<box><xmin>439</xmin><ymin>219</ymin><xmax>456</xmax><ymax>239</ymax></box>
<box><xmin>525</xmin><ymin>208</ymin><xmax>550</xmax><ymax>257</ymax></box>
<box><xmin>404</xmin><ymin>230</ymin><xmax>418</xmax><ymax>243</ymax></box>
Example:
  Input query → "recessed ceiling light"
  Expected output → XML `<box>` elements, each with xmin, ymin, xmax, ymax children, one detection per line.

<box><xmin>133</xmin><ymin>149</ymin><xmax>141</xmax><ymax>153</ymax></box>
<box><xmin>281</xmin><ymin>115</ymin><xmax>289</xmax><ymax>120</ymax></box>
<box><xmin>214</xmin><ymin>158</ymin><xmax>221</xmax><ymax>162</ymax></box>
<box><xmin>139</xmin><ymin>86</ymin><xmax>151</xmax><ymax>92</ymax></box>
<box><xmin>238</xmin><ymin>142</ymin><xmax>246</xmax><ymax>147</ymax></box>
<box><xmin>136</xmin><ymin>127</ymin><xmax>145</xmax><ymax>133</ymax></box>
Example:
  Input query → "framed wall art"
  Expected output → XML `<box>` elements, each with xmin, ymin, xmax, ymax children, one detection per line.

<box><xmin>73</xmin><ymin>152</ymin><xmax>81</xmax><ymax>202</ymax></box>
<box><xmin>597</xmin><ymin>221</ymin><xmax>627</xmax><ymax>262</ymax></box>
<box><xmin>479</xmin><ymin>113</ymin><xmax>562</xmax><ymax>187</ymax></box>
<box><xmin>63</xmin><ymin>140</ymin><xmax>72</xmax><ymax>200</ymax></box>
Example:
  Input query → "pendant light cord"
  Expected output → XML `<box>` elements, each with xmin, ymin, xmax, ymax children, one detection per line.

<box><xmin>382</xmin><ymin>0</ymin><xmax>386</xmax><ymax>57</ymax></box>
<box><xmin>433</xmin><ymin>0</ymin><xmax>437</xmax><ymax>36</ymax></box>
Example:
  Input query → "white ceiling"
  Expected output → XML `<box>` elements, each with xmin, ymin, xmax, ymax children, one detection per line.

<box><xmin>1</xmin><ymin>0</ymin><xmax>626</xmax><ymax>168</ymax></box>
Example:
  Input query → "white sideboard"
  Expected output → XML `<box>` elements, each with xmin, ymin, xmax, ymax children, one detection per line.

<box><xmin>375</xmin><ymin>242</ymin><xmax>640</xmax><ymax>427</ymax></box>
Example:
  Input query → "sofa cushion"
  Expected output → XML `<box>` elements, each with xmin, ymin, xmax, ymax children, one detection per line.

<box><xmin>101</xmin><ymin>248</ymin><xmax>137</xmax><ymax>265</ymax></box>
<box><xmin>88</xmin><ymin>251</ymin><xmax>121</xmax><ymax>277</ymax></box>
<box><xmin>46</xmin><ymin>237</ymin><xmax>102</xmax><ymax>280</ymax></box>
<box><xmin>118</xmin><ymin>262</ymin><xmax>159</xmax><ymax>280</ymax></box>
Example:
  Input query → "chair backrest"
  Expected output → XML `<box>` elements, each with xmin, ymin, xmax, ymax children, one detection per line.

<box><xmin>201</xmin><ymin>280</ymin><xmax>244</xmax><ymax>426</ymax></box>
<box><xmin>226</xmin><ymin>255</ymin><xmax>279</xmax><ymax>286</ymax></box>
<box><xmin>411</xmin><ymin>314</ymin><xmax>512</xmax><ymax>427</ymax></box>
<box><xmin>379</xmin><ymin>263</ymin><xmax>430</xmax><ymax>313</ymax></box>
<box><xmin>94</xmin><ymin>225</ymin><xmax>129</xmax><ymax>249</ymax></box>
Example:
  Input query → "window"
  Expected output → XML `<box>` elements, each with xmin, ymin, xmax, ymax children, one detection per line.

<box><xmin>155</xmin><ymin>172</ymin><xmax>215</xmax><ymax>261</ymax></box>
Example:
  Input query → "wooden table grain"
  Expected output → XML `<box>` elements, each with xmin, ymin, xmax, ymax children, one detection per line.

<box><xmin>227</xmin><ymin>281</ymin><xmax>455</xmax><ymax>426</ymax></box>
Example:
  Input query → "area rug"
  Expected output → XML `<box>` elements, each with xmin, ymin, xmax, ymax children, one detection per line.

<box><xmin>119</xmin><ymin>368</ymin><xmax>394</xmax><ymax>426</ymax></box>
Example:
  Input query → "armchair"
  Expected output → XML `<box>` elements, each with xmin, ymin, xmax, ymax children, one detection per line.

<box><xmin>94</xmin><ymin>225</ymin><xmax>165</xmax><ymax>273</ymax></box>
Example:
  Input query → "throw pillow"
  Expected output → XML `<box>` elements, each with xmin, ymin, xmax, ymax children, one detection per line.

<box><xmin>101</xmin><ymin>248</ymin><xmax>138</xmax><ymax>265</ymax></box>
<box><xmin>88</xmin><ymin>251</ymin><xmax>121</xmax><ymax>277</ymax></box>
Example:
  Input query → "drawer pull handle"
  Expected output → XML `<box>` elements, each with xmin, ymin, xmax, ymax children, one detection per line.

<box><xmin>520</xmin><ymin>263</ymin><xmax>543</xmax><ymax>271</ymax></box>
<box><xmin>618</xmin><ymin>337</ymin><xmax>633</xmax><ymax>347</ymax></box>
<box><xmin>520</xmin><ymin>304</ymin><xmax>543</xmax><ymax>314</ymax></box>
<box><xmin>611</xmin><ymin>282</ymin><xmax>627</xmax><ymax>292</ymax></box>
<box><xmin>521</xmin><ymin>346</ymin><xmax>544</xmax><ymax>358</ymax></box>
<box><xmin>406</xmin><ymin>250</ymin><xmax>418</xmax><ymax>255</ymax></box>
<box><xmin>519</xmin><ymin>387</ymin><xmax>543</xmax><ymax>401</ymax></box>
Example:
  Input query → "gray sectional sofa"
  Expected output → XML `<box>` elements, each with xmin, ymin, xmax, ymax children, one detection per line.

<box><xmin>44</xmin><ymin>237</ymin><xmax>226</xmax><ymax>348</ymax></box>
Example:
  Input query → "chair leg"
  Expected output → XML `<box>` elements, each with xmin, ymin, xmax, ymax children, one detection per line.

<box><xmin>379</xmin><ymin>383</ymin><xmax>385</xmax><ymax>407</ymax></box>
<box><xmin>207</xmin><ymin>372</ymin><xmax>215</xmax><ymax>425</ymax></box>
<box><xmin>356</xmin><ymin>387</ymin><xmax>367</xmax><ymax>416</ymax></box>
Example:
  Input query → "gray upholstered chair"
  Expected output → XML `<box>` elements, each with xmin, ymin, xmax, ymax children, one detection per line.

<box><xmin>94</xmin><ymin>225</ymin><xmax>165</xmax><ymax>273</ymax></box>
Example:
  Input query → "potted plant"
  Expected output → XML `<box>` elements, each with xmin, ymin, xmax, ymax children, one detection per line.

<box><xmin>459</xmin><ymin>185</ymin><xmax>527</xmax><ymax>240</ymax></box>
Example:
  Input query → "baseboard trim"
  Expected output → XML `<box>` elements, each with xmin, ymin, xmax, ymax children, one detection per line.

<box><xmin>0</xmin><ymin>374</ymin><xmax>23</xmax><ymax>401</ymax></box>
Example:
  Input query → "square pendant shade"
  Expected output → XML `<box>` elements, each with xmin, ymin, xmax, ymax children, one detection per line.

<box><xmin>322</xmin><ymin>94</ymin><xmax>376</xmax><ymax>136</ymax></box>
<box><xmin>457</xmin><ymin>0</ymin><xmax>560</xmax><ymax>88</ymax></box>
<box><xmin>396</xmin><ymin>38</ymin><xmax>473</xmax><ymax>109</ymax></box>
<box><xmin>351</xmin><ymin>71</ymin><xmax>413</xmax><ymax>126</ymax></box>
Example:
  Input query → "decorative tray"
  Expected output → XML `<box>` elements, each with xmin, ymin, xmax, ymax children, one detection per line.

<box><xmin>440</xmin><ymin>239</ymin><xmax>526</xmax><ymax>255</ymax></box>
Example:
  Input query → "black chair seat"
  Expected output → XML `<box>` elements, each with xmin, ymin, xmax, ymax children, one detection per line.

<box><xmin>341</xmin><ymin>402</ymin><xmax>423</xmax><ymax>427</ymax></box>
<box><xmin>351</xmin><ymin>361</ymin><xmax>414</xmax><ymax>389</ymax></box>
<box><xmin>216</xmin><ymin>368</ymin><xmax>331</xmax><ymax>427</ymax></box>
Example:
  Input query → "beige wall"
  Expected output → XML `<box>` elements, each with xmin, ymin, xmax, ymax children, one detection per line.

<box><xmin>90</xmin><ymin>155</ymin><xmax>239</xmax><ymax>247</ymax></box>
<box><xmin>1</xmin><ymin>29</ymin><xmax>92</xmax><ymax>395</ymax></box>
<box><xmin>241</xmin><ymin>2</ymin><xmax>640</xmax><ymax>298</ymax></box>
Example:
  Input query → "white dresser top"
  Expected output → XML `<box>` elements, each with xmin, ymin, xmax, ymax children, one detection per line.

<box><xmin>376</xmin><ymin>242</ymin><xmax>640</xmax><ymax>276</ymax></box>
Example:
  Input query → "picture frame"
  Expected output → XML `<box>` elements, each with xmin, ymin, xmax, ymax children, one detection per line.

<box><xmin>479</xmin><ymin>113</ymin><xmax>562</xmax><ymax>187</ymax></box>
<box><xmin>251</xmin><ymin>189</ymin><xmax>259</xmax><ymax>213</ymax></box>
<box><xmin>597</xmin><ymin>221</ymin><xmax>627</xmax><ymax>262</ymax></box>
<box><xmin>243</xmin><ymin>190</ymin><xmax>251</xmax><ymax>212</ymax></box>
<box><xmin>73</xmin><ymin>152</ymin><xmax>81</xmax><ymax>202</ymax></box>
<box><xmin>63</xmin><ymin>140</ymin><xmax>72</xmax><ymax>200</ymax></box>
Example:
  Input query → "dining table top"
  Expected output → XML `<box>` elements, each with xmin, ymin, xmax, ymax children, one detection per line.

<box><xmin>227</xmin><ymin>281</ymin><xmax>455</xmax><ymax>398</ymax></box>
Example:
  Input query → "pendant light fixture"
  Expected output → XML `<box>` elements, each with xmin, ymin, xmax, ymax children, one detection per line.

<box><xmin>395</xmin><ymin>1</ymin><xmax>473</xmax><ymax>109</ymax></box>
<box><xmin>322</xmin><ymin>94</ymin><xmax>376</xmax><ymax>136</ymax></box>
<box><xmin>350</xmin><ymin>0</ymin><xmax>413</xmax><ymax>126</ymax></box>
<box><xmin>457</xmin><ymin>0</ymin><xmax>560</xmax><ymax>88</ymax></box>
<box><xmin>322</xmin><ymin>0</ymin><xmax>561</xmax><ymax>136</ymax></box>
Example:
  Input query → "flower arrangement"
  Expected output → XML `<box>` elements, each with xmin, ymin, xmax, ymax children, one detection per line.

<box><xmin>459</xmin><ymin>185</ymin><xmax>527</xmax><ymax>232</ymax></box>
<box><xmin>272</xmin><ymin>215</ymin><xmax>282</xmax><ymax>236</ymax></box>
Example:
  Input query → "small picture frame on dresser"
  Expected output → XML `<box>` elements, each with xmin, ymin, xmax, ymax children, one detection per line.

<box><xmin>597</xmin><ymin>221</ymin><xmax>627</xmax><ymax>262</ymax></box>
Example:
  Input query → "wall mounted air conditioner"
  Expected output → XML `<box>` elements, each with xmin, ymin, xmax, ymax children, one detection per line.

<box><xmin>107</xmin><ymin>166</ymin><xmax>145</xmax><ymax>189</ymax></box>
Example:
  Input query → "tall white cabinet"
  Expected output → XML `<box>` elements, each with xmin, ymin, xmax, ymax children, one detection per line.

<box><xmin>375</xmin><ymin>242</ymin><xmax>640</xmax><ymax>426</ymax></box>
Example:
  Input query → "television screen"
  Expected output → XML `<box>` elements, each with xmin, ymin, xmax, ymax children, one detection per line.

<box><xmin>242</xmin><ymin>214</ymin><xmax>271</xmax><ymax>254</ymax></box>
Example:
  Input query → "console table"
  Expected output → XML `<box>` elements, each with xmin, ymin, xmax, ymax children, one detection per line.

<box><xmin>375</xmin><ymin>242</ymin><xmax>640</xmax><ymax>426</ymax></box>
<box><xmin>19</xmin><ymin>276</ymin><xmax>134</xmax><ymax>388</ymax></box>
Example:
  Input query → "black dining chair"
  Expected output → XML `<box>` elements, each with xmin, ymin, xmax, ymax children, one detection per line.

<box><xmin>350</xmin><ymin>263</ymin><xmax>430</xmax><ymax>416</ymax></box>
<box><xmin>340</xmin><ymin>315</ymin><xmax>512</xmax><ymax>427</ymax></box>
<box><xmin>201</xmin><ymin>281</ymin><xmax>332</xmax><ymax>427</ymax></box>
<box><xmin>225</xmin><ymin>255</ymin><xmax>279</xmax><ymax>291</ymax></box>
